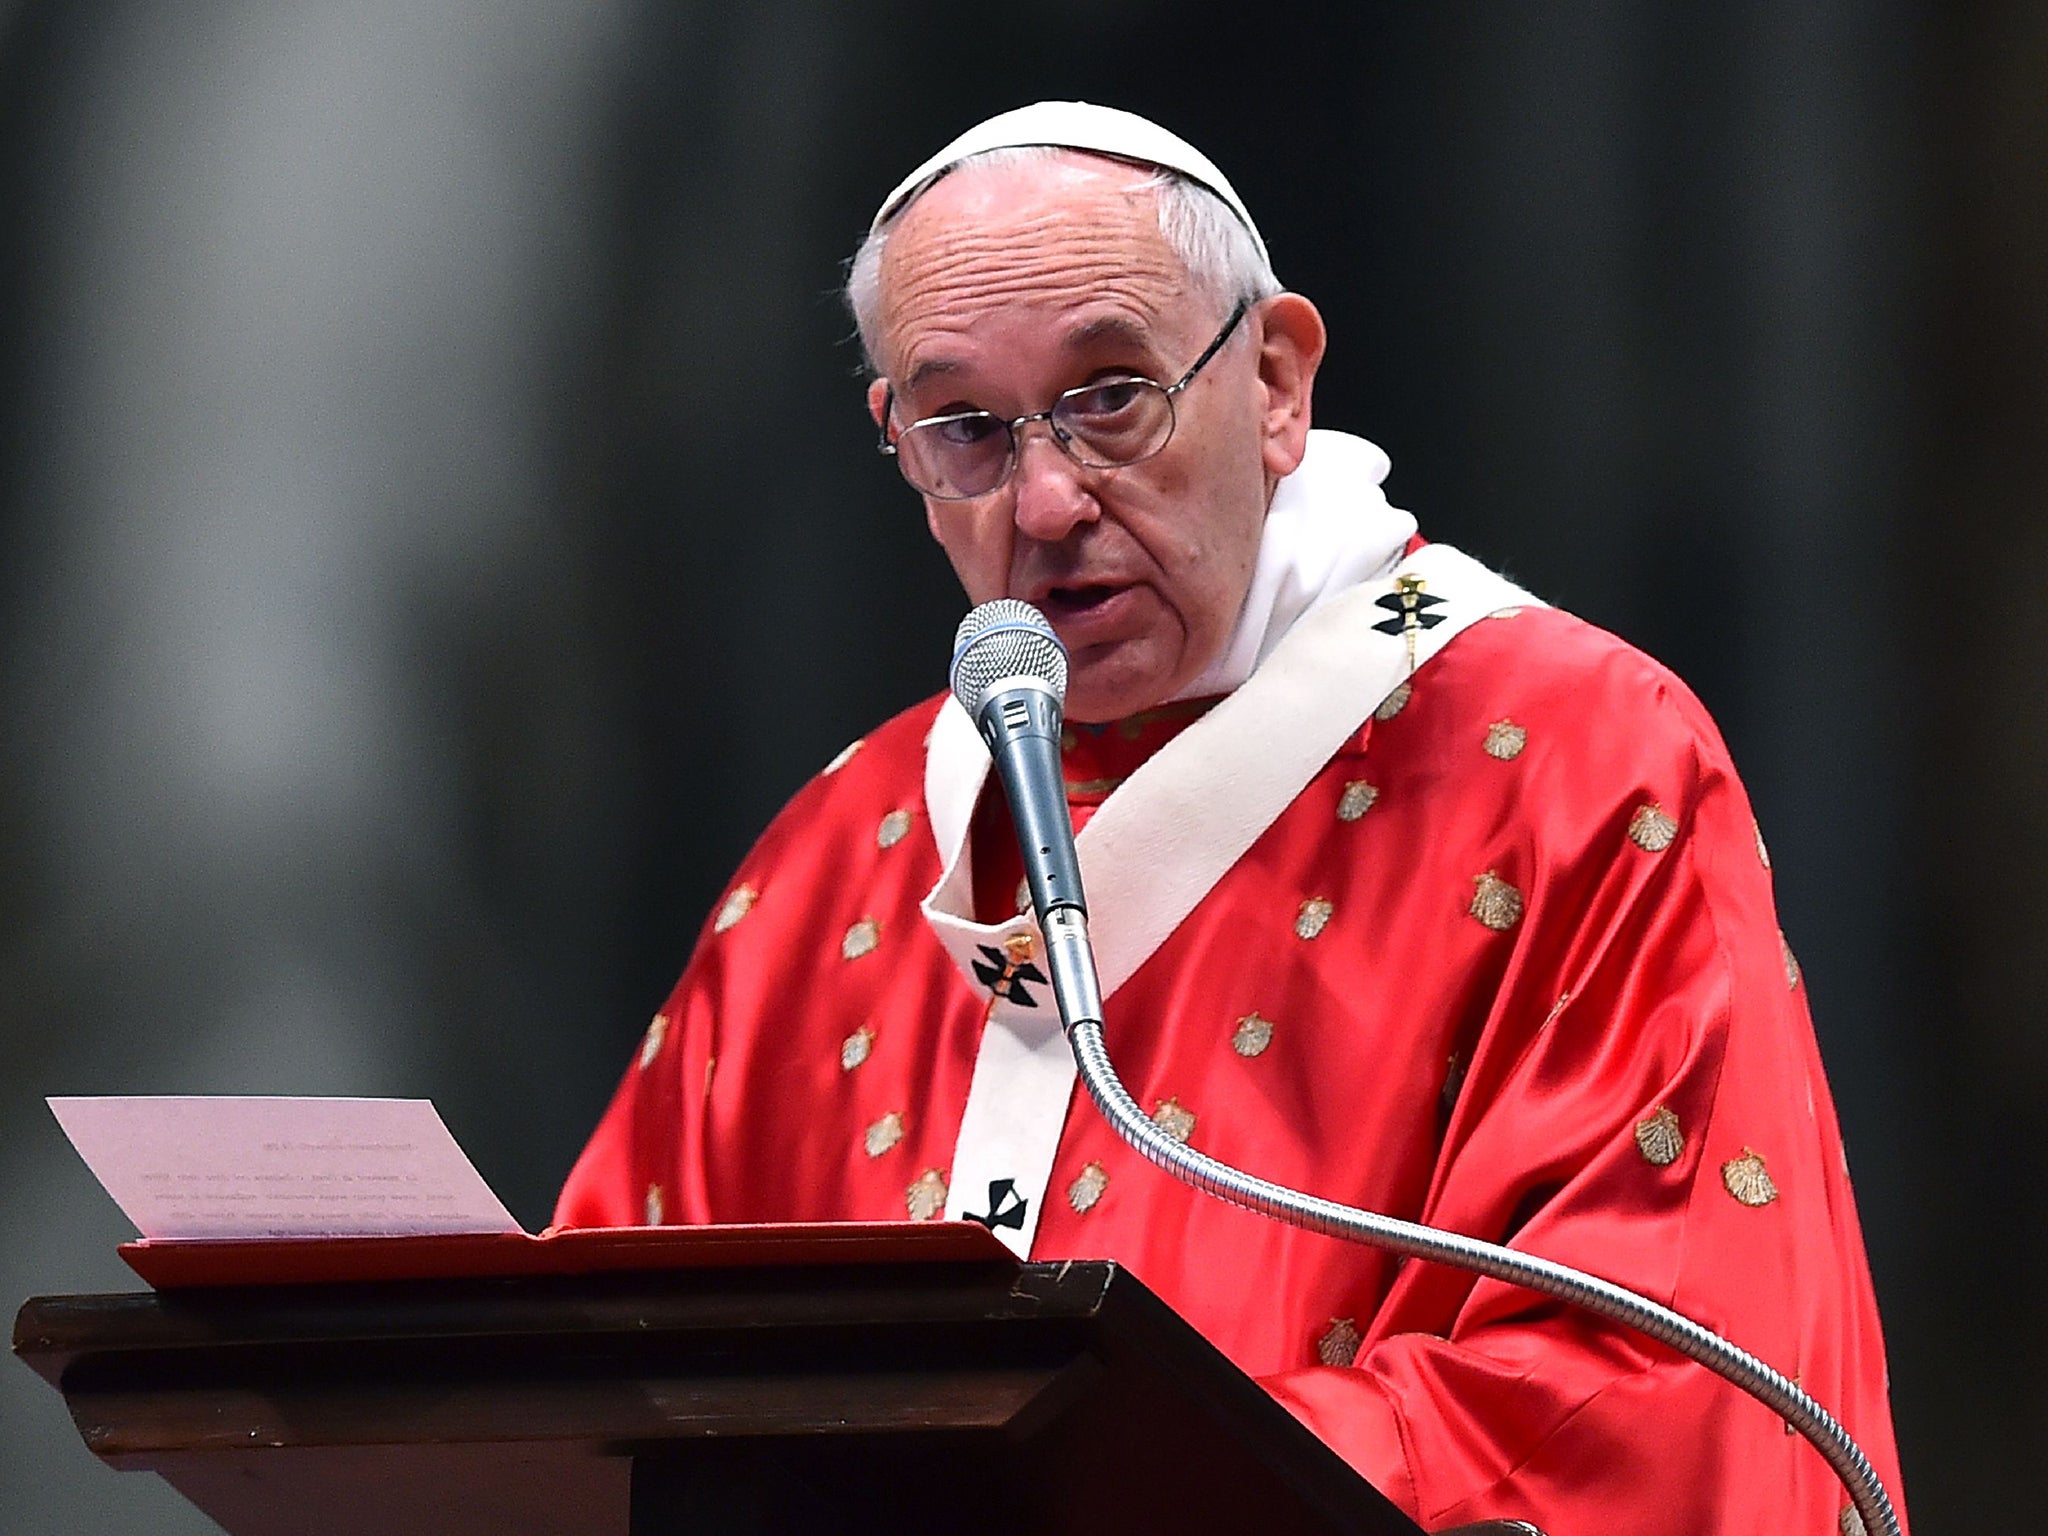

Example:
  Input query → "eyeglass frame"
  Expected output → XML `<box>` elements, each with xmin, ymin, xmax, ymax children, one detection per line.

<box><xmin>875</xmin><ymin>298</ymin><xmax>1253</xmax><ymax>501</ymax></box>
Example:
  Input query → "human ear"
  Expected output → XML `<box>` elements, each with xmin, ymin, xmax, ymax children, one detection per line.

<box><xmin>1253</xmin><ymin>293</ymin><xmax>1326</xmax><ymax>479</ymax></box>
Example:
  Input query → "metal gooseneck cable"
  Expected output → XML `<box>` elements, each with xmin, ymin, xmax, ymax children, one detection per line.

<box><xmin>948</xmin><ymin>600</ymin><xmax>1901</xmax><ymax>1536</ymax></box>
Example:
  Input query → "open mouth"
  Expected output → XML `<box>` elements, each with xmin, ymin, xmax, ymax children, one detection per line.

<box><xmin>1038</xmin><ymin>583</ymin><xmax>1123</xmax><ymax>620</ymax></box>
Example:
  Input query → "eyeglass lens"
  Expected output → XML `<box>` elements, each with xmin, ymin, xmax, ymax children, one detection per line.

<box><xmin>896</xmin><ymin>380</ymin><xmax>1175</xmax><ymax>499</ymax></box>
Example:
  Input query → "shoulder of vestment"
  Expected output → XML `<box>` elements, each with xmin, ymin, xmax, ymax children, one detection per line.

<box><xmin>1411</xmin><ymin>601</ymin><xmax>1736</xmax><ymax>775</ymax></box>
<box><xmin>743</xmin><ymin>691</ymin><xmax>947</xmax><ymax>854</ymax></box>
<box><xmin>687</xmin><ymin>691</ymin><xmax>952</xmax><ymax>959</ymax></box>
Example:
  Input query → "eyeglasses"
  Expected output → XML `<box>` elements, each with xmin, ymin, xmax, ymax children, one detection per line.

<box><xmin>877</xmin><ymin>299</ymin><xmax>1250</xmax><ymax>501</ymax></box>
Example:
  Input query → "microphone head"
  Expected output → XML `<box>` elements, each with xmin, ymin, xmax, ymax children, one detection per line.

<box><xmin>950</xmin><ymin>599</ymin><xmax>1068</xmax><ymax>716</ymax></box>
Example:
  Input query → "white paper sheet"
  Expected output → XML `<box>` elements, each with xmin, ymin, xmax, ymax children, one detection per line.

<box><xmin>47</xmin><ymin>1096</ymin><xmax>522</xmax><ymax>1239</ymax></box>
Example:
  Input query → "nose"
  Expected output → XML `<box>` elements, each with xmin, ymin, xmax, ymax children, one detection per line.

<box><xmin>1009</xmin><ymin>422</ymin><xmax>1099</xmax><ymax>542</ymax></box>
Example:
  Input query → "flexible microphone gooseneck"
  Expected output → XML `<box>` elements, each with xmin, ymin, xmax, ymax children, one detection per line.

<box><xmin>946</xmin><ymin>599</ymin><xmax>1900</xmax><ymax>1536</ymax></box>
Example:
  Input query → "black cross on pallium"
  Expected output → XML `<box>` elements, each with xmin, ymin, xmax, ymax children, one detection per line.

<box><xmin>1371</xmin><ymin>585</ymin><xmax>1447</xmax><ymax>637</ymax></box>
<box><xmin>971</xmin><ymin>944</ymin><xmax>1048</xmax><ymax>1007</ymax></box>
<box><xmin>965</xmin><ymin>1177</ymin><xmax>1028</xmax><ymax>1232</ymax></box>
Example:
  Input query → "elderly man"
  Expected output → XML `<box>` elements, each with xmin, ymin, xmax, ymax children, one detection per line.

<box><xmin>558</xmin><ymin>104</ymin><xmax>1906</xmax><ymax>1533</ymax></box>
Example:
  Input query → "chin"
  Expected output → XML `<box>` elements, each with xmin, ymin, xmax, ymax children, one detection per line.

<box><xmin>1064</xmin><ymin>670</ymin><xmax>1177</xmax><ymax>725</ymax></box>
<box><xmin>1061</xmin><ymin>632</ymin><xmax>1203</xmax><ymax>723</ymax></box>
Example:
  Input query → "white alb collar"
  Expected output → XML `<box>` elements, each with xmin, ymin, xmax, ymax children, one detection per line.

<box><xmin>1170</xmin><ymin>429</ymin><xmax>1417</xmax><ymax>702</ymax></box>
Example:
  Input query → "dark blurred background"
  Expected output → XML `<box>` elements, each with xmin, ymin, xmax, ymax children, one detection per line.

<box><xmin>2</xmin><ymin>2</ymin><xmax>2038</xmax><ymax>1529</ymax></box>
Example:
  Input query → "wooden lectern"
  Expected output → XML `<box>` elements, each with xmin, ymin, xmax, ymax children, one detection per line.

<box><xmin>14</xmin><ymin>1223</ymin><xmax>1440</xmax><ymax>1536</ymax></box>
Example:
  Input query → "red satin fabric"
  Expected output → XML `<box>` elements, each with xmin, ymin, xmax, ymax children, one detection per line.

<box><xmin>557</xmin><ymin>605</ymin><xmax>1907</xmax><ymax>1535</ymax></box>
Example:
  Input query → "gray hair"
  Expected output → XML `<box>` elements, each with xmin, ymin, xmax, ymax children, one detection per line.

<box><xmin>844</xmin><ymin>145</ymin><xmax>1281</xmax><ymax>374</ymax></box>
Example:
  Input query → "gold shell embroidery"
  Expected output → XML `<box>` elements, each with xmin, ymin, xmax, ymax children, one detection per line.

<box><xmin>840</xmin><ymin>1026</ymin><xmax>874</xmax><ymax>1072</ymax></box>
<box><xmin>1839</xmin><ymin>1505</ymin><xmax>1868</xmax><ymax>1536</ymax></box>
<box><xmin>1722</xmin><ymin>1148</ymin><xmax>1779</xmax><ymax>1207</ymax></box>
<box><xmin>1483</xmin><ymin>719</ymin><xmax>1528</xmax><ymax>760</ymax></box>
<box><xmin>1374</xmin><ymin>681</ymin><xmax>1412</xmax><ymax>721</ymax></box>
<box><xmin>1295</xmin><ymin>897</ymin><xmax>1335</xmax><ymax>940</ymax></box>
<box><xmin>1336</xmin><ymin>780</ymin><xmax>1379</xmax><ymax>822</ymax></box>
<box><xmin>1317</xmin><ymin>1317</ymin><xmax>1363</xmax><ymax>1368</ymax></box>
<box><xmin>842</xmin><ymin>918</ymin><xmax>881</xmax><ymax>961</ymax></box>
<box><xmin>905</xmin><ymin>1168</ymin><xmax>948</xmax><ymax>1221</ymax></box>
<box><xmin>1065</xmin><ymin>782</ymin><xmax>1127</xmax><ymax>807</ymax></box>
<box><xmin>1781</xmin><ymin>931</ymin><xmax>1802</xmax><ymax>989</ymax></box>
<box><xmin>1068</xmin><ymin>1162</ymin><xmax>1109</xmax><ymax>1214</ymax></box>
<box><xmin>1634</xmin><ymin>1106</ymin><xmax>1684</xmax><ymax>1167</ymax></box>
<box><xmin>822</xmin><ymin>738</ymin><xmax>863</xmax><ymax>774</ymax></box>
<box><xmin>1151</xmin><ymin>1098</ymin><xmax>1196</xmax><ymax>1143</ymax></box>
<box><xmin>1755</xmin><ymin>820</ymin><xmax>1772</xmax><ymax>870</ymax></box>
<box><xmin>713</xmin><ymin>884</ymin><xmax>757</xmax><ymax>933</ymax></box>
<box><xmin>1232</xmin><ymin>1012</ymin><xmax>1274</xmax><ymax>1058</ymax></box>
<box><xmin>643</xmin><ymin>1183</ymin><xmax>665</xmax><ymax>1227</ymax></box>
<box><xmin>876</xmin><ymin>809</ymin><xmax>913</xmax><ymax>849</ymax></box>
<box><xmin>638</xmin><ymin>1012</ymin><xmax>669</xmax><ymax>1070</ymax></box>
<box><xmin>1469</xmin><ymin>872</ymin><xmax>1524</xmax><ymax>932</ymax></box>
<box><xmin>864</xmin><ymin>1111</ymin><xmax>905</xmax><ymax>1158</ymax></box>
<box><xmin>1629</xmin><ymin>803</ymin><xmax>1680</xmax><ymax>852</ymax></box>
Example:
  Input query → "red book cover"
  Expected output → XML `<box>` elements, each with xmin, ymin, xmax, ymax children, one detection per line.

<box><xmin>119</xmin><ymin>1221</ymin><xmax>1015</xmax><ymax>1289</ymax></box>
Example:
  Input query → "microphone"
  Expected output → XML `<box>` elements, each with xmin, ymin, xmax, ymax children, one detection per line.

<box><xmin>949</xmin><ymin>599</ymin><xmax>1103</xmax><ymax>1031</ymax></box>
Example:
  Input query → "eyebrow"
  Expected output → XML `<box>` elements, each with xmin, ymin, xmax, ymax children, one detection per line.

<box><xmin>902</xmin><ymin>357</ymin><xmax>963</xmax><ymax>392</ymax></box>
<box><xmin>898</xmin><ymin>313</ymin><xmax>1164</xmax><ymax>396</ymax></box>
<box><xmin>1065</xmin><ymin>313</ymin><xmax>1153</xmax><ymax>353</ymax></box>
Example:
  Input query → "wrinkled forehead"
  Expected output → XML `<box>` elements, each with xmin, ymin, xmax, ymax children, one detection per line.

<box><xmin>874</xmin><ymin>154</ymin><xmax>1199</xmax><ymax>375</ymax></box>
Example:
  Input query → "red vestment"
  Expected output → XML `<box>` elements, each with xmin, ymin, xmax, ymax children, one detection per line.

<box><xmin>558</xmin><ymin>599</ymin><xmax>1906</xmax><ymax>1535</ymax></box>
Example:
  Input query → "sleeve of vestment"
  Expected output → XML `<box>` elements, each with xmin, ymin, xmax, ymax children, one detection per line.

<box><xmin>1255</xmin><ymin>660</ymin><xmax>1905</xmax><ymax>1536</ymax></box>
<box><xmin>553</xmin><ymin>706</ymin><xmax>959</xmax><ymax>1235</ymax></box>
